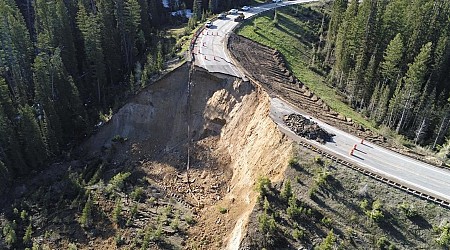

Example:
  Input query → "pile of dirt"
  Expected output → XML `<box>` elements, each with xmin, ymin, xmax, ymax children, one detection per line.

<box><xmin>283</xmin><ymin>114</ymin><xmax>334</xmax><ymax>143</ymax></box>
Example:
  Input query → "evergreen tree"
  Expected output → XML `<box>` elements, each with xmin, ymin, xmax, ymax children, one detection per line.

<box><xmin>97</xmin><ymin>0</ymin><xmax>123</xmax><ymax>85</ymax></box>
<box><xmin>76</xmin><ymin>3</ymin><xmax>106</xmax><ymax>105</ymax></box>
<box><xmin>380</xmin><ymin>33</ymin><xmax>404</xmax><ymax>88</ymax></box>
<box><xmin>323</xmin><ymin>0</ymin><xmax>348</xmax><ymax>65</ymax></box>
<box><xmin>395</xmin><ymin>42</ymin><xmax>432</xmax><ymax>132</ymax></box>
<box><xmin>35</xmin><ymin>0</ymin><xmax>77</xmax><ymax>74</ymax></box>
<box><xmin>0</xmin><ymin>0</ymin><xmax>34</xmax><ymax>101</ymax></box>
<box><xmin>17</xmin><ymin>104</ymin><xmax>47</xmax><ymax>170</ymax></box>
<box><xmin>331</xmin><ymin>0</ymin><xmax>358</xmax><ymax>88</ymax></box>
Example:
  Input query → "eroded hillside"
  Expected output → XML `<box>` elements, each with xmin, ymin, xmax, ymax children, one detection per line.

<box><xmin>0</xmin><ymin>63</ymin><xmax>293</xmax><ymax>249</ymax></box>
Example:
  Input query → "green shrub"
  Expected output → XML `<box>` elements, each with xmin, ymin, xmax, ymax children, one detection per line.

<box><xmin>164</xmin><ymin>205</ymin><xmax>173</xmax><ymax>216</ymax></box>
<box><xmin>80</xmin><ymin>196</ymin><xmax>93</xmax><ymax>228</ymax></box>
<box><xmin>281</xmin><ymin>180</ymin><xmax>293</xmax><ymax>202</ymax></box>
<box><xmin>106</xmin><ymin>172</ymin><xmax>131</xmax><ymax>194</ymax></box>
<box><xmin>20</xmin><ymin>210</ymin><xmax>28</xmax><ymax>221</ymax></box>
<box><xmin>289</xmin><ymin>157</ymin><xmax>301</xmax><ymax>169</ymax></box>
<box><xmin>112</xmin><ymin>135</ymin><xmax>128</xmax><ymax>143</ymax></box>
<box><xmin>184</xmin><ymin>215</ymin><xmax>196</xmax><ymax>225</ymax></box>
<box><xmin>131</xmin><ymin>187</ymin><xmax>144</xmax><ymax>201</ymax></box>
<box><xmin>68</xmin><ymin>243</ymin><xmax>77</xmax><ymax>250</ymax></box>
<box><xmin>112</xmin><ymin>198</ymin><xmax>122</xmax><ymax>224</ymax></box>
<box><xmin>287</xmin><ymin>196</ymin><xmax>302</xmax><ymax>219</ymax></box>
<box><xmin>258</xmin><ymin>212</ymin><xmax>277</xmax><ymax>234</ymax></box>
<box><xmin>314</xmin><ymin>168</ymin><xmax>330</xmax><ymax>188</ymax></box>
<box><xmin>365</xmin><ymin>200</ymin><xmax>384</xmax><ymax>222</ymax></box>
<box><xmin>23</xmin><ymin>223</ymin><xmax>33</xmax><ymax>245</ymax></box>
<box><xmin>292</xmin><ymin>228</ymin><xmax>305</xmax><ymax>240</ymax></box>
<box><xmin>115</xmin><ymin>233</ymin><xmax>124</xmax><ymax>246</ymax></box>
<box><xmin>436</xmin><ymin>222</ymin><xmax>450</xmax><ymax>246</ymax></box>
<box><xmin>315</xmin><ymin>230</ymin><xmax>336</xmax><ymax>250</ymax></box>
<box><xmin>2</xmin><ymin>220</ymin><xmax>17</xmax><ymax>247</ymax></box>
<box><xmin>360</xmin><ymin>199</ymin><xmax>369</xmax><ymax>211</ymax></box>
<box><xmin>308</xmin><ymin>185</ymin><xmax>318</xmax><ymax>198</ymax></box>
<box><xmin>314</xmin><ymin>156</ymin><xmax>324</xmax><ymax>165</ymax></box>
<box><xmin>376</xmin><ymin>236</ymin><xmax>389</xmax><ymax>249</ymax></box>
<box><xmin>321</xmin><ymin>217</ymin><xmax>332</xmax><ymax>227</ymax></box>
<box><xmin>218</xmin><ymin>206</ymin><xmax>228</xmax><ymax>214</ymax></box>
<box><xmin>170</xmin><ymin>216</ymin><xmax>179</xmax><ymax>231</ymax></box>
<box><xmin>399</xmin><ymin>202</ymin><xmax>418</xmax><ymax>218</ymax></box>
<box><xmin>255</xmin><ymin>176</ymin><xmax>272</xmax><ymax>196</ymax></box>
<box><xmin>263</xmin><ymin>196</ymin><xmax>270</xmax><ymax>212</ymax></box>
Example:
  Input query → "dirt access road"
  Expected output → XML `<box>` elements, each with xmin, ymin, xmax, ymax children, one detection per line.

<box><xmin>194</xmin><ymin>0</ymin><xmax>450</xmax><ymax>205</ymax></box>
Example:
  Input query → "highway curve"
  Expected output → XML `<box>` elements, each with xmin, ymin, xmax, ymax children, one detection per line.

<box><xmin>193</xmin><ymin>0</ymin><xmax>450</xmax><ymax>204</ymax></box>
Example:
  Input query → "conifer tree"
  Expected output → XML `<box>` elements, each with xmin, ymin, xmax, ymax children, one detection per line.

<box><xmin>395</xmin><ymin>42</ymin><xmax>432</xmax><ymax>132</ymax></box>
<box><xmin>323</xmin><ymin>0</ymin><xmax>348</xmax><ymax>65</ymax></box>
<box><xmin>380</xmin><ymin>33</ymin><xmax>404</xmax><ymax>88</ymax></box>
<box><xmin>17</xmin><ymin>104</ymin><xmax>47</xmax><ymax>170</ymax></box>
<box><xmin>77</xmin><ymin>3</ymin><xmax>106</xmax><ymax>105</ymax></box>
<box><xmin>0</xmin><ymin>0</ymin><xmax>34</xmax><ymax>101</ymax></box>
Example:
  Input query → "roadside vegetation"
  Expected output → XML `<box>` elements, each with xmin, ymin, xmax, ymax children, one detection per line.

<box><xmin>237</xmin><ymin>1</ymin><xmax>450</xmax><ymax>165</ymax></box>
<box><xmin>237</xmin><ymin>3</ymin><xmax>377</xmax><ymax>130</ymax></box>
<box><xmin>241</xmin><ymin>149</ymin><xmax>450</xmax><ymax>249</ymax></box>
<box><xmin>0</xmin><ymin>153</ymin><xmax>195</xmax><ymax>249</ymax></box>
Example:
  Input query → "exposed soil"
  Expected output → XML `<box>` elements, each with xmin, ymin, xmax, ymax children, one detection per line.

<box><xmin>0</xmin><ymin>62</ymin><xmax>294</xmax><ymax>249</ymax></box>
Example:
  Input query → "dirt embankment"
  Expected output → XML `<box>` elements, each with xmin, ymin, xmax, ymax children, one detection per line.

<box><xmin>211</xmin><ymin>82</ymin><xmax>293</xmax><ymax>249</ymax></box>
<box><xmin>78</xmin><ymin>63</ymin><xmax>293</xmax><ymax>249</ymax></box>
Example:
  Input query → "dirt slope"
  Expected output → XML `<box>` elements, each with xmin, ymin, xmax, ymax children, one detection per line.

<box><xmin>192</xmin><ymin>83</ymin><xmax>293</xmax><ymax>249</ymax></box>
<box><xmin>76</xmin><ymin>62</ymin><xmax>294</xmax><ymax>249</ymax></box>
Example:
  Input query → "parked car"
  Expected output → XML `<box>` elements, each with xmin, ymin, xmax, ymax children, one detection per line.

<box><xmin>241</xmin><ymin>6</ymin><xmax>250</xmax><ymax>11</ymax></box>
<box><xmin>205</xmin><ymin>21</ymin><xmax>212</xmax><ymax>28</ymax></box>
<box><xmin>218</xmin><ymin>13</ymin><xmax>227</xmax><ymax>19</ymax></box>
<box><xmin>229</xmin><ymin>9</ymin><xmax>238</xmax><ymax>14</ymax></box>
<box><xmin>234</xmin><ymin>13</ymin><xmax>245</xmax><ymax>22</ymax></box>
<box><xmin>272</xmin><ymin>0</ymin><xmax>282</xmax><ymax>2</ymax></box>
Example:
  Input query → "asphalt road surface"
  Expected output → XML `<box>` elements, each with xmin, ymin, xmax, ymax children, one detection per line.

<box><xmin>194</xmin><ymin>0</ymin><xmax>450</xmax><ymax>203</ymax></box>
<box><xmin>271</xmin><ymin>98</ymin><xmax>450</xmax><ymax>203</ymax></box>
<box><xmin>194</xmin><ymin>0</ymin><xmax>311</xmax><ymax>76</ymax></box>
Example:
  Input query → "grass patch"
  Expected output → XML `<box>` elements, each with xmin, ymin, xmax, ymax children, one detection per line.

<box><xmin>236</xmin><ymin>4</ymin><xmax>377</xmax><ymax>131</ymax></box>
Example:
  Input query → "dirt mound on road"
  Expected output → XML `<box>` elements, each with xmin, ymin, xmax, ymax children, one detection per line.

<box><xmin>284</xmin><ymin>114</ymin><xmax>335</xmax><ymax>143</ymax></box>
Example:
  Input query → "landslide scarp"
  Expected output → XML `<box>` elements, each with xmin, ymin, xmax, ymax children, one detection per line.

<box><xmin>0</xmin><ymin>62</ymin><xmax>293</xmax><ymax>249</ymax></box>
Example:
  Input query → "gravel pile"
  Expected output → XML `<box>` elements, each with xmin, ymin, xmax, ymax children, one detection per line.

<box><xmin>283</xmin><ymin>114</ymin><xmax>335</xmax><ymax>143</ymax></box>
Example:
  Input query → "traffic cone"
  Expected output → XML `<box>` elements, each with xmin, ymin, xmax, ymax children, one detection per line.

<box><xmin>361</xmin><ymin>138</ymin><xmax>365</xmax><ymax>144</ymax></box>
<box><xmin>204</xmin><ymin>55</ymin><xmax>207</xmax><ymax>60</ymax></box>
<box><xmin>353</xmin><ymin>144</ymin><xmax>357</xmax><ymax>150</ymax></box>
<box><xmin>349</xmin><ymin>149</ymin><xmax>354</xmax><ymax>156</ymax></box>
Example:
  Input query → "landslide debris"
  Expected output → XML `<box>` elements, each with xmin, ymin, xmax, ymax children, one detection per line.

<box><xmin>283</xmin><ymin>114</ymin><xmax>334</xmax><ymax>143</ymax></box>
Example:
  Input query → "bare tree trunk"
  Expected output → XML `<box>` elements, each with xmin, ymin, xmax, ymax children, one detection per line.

<box><xmin>396</xmin><ymin>89</ymin><xmax>412</xmax><ymax>133</ymax></box>
<box><xmin>433</xmin><ymin>113</ymin><xmax>450</xmax><ymax>148</ymax></box>
<box><xmin>414</xmin><ymin>117</ymin><xmax>426</xmax><ymax>145</ymax></box>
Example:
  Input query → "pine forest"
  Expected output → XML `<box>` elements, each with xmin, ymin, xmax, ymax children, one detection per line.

<box><xmin>317</xmin><ymin>0</ymin><xmax>450</xmax><ymax>150</ymax></box>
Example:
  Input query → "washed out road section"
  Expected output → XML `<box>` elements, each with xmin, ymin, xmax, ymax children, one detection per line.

<box><xmin>194</xmin><ymin>0</ymin><xmax>313</xmax><ymax>77</ymax></box>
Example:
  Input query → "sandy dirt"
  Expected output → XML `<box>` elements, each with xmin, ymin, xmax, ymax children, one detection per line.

<box><xmin>77</xmin><ymin>62</ymin><xmax>294</xmax><ymax>249</ymax></box>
